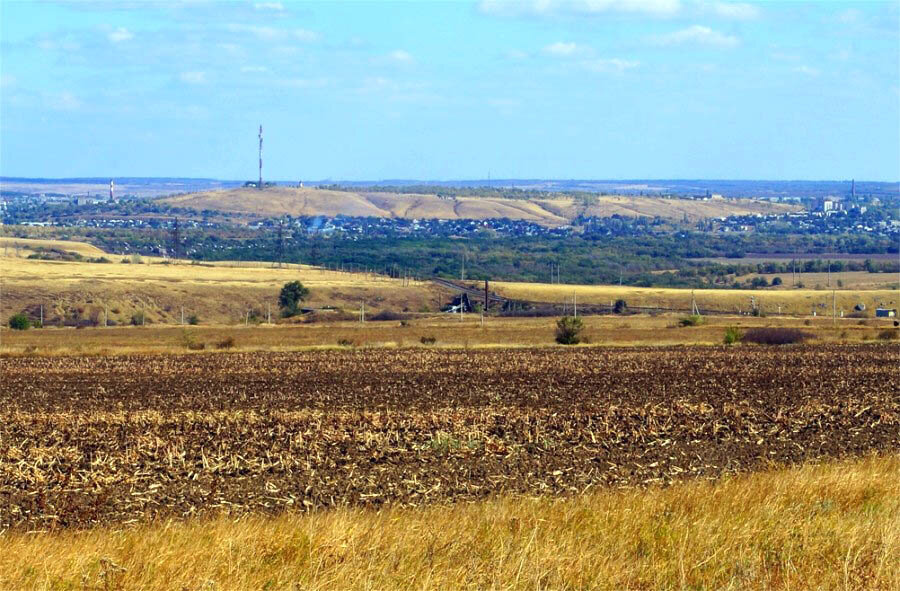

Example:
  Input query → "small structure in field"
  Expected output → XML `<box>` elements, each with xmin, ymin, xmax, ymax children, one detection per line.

<box><xmin>875</xmin><ymin>308</ymin><xmax>896</xmax><ymax>318</ymax></box>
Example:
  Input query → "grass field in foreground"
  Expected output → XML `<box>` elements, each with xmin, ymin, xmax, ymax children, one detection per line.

<box><xmin>1</xmin><ymin>454</ymin><xmax>896</xmax><ymax>590</ymax></box>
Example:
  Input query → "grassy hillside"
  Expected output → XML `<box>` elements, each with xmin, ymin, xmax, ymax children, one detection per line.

<box><xmin>1</xmin><ymin>238</ymin><xmax>437</xmax><ymax>326</ymax></box>
<box><xmin>2</xmin><ymin>454</ymin><xmax>896</xmax><ymax>590</ymax></box>
<box><xmin>160</xmin><ymin>187</ymin><xmax>798</xmax><ymax>226</ymax></box>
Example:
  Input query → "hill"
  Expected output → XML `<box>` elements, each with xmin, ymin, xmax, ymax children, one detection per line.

<box><xmin>159</xmin><ymin>187</ymin><xmax>798</xmax><ymax>226</ymax></box>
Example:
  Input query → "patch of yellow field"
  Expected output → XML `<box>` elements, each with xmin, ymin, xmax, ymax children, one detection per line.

<box><xmin>493</xmin><ymin>281</ymin><xmax>899</xmax><ymax>316</ymax></box>
<box><xmin>0</xmin><ymin>236</ymin><xmax>107</xmax><ymax>257</ymax></box>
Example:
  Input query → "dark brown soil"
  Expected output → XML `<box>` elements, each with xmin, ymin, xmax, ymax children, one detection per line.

<box><xmin>1</xmin><ymin>344</ymin><xmax>897</xmax><ymax>530</ymax></box>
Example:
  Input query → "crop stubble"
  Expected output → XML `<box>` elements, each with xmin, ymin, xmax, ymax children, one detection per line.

<box><xmin>1</xmin><ymin>344</ymin><xmax>897</xmax><ymax>530</ymax></box>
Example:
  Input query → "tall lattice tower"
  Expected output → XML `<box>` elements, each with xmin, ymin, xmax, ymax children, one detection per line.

<box><xmin>258</xmin><ymin>125</ymin><xmax>263</xmax><ymax>189</ymax></box>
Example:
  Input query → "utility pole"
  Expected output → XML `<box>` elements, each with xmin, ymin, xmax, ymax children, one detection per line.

<box><xmin>172</xmin><ymin>217</ymin><xmax>180</xmax><ymax>262</ymax></box>
<box><xmin>40</xmin><ymin>304</ymin><xmax>43</xmax><ymax>327</ymax></box>
<box><xmin>181</xmin><ymin>306</ymin><xmax>184</xmax><ymax>325</ymax></box>
<box><xmin>573</xmin><ymin>291</ymin><xmax>577</xmax><ymax>318</ymax></box>
<box><xmin>827</xmin><ymin>259</ymin><xmax>831</xmax><ymax>287</ymax></box>
<box><xmin>267</xmin><ymin>303</ymin><xmax>271</xmax><ymax>324</ymax></box>
<box><xmin>258</xmin><ymin>124</ymin><xmax>263</xmax><ymax>189</ymax></box>
<box><xmin>833</xmin><ymin>289</ymin><xmax>836</xmax><ymax>326</ymax></box>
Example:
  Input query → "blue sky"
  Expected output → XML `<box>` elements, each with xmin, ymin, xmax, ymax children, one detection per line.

<box><xmin>1</xmin><ymin>0</ymin><xmax>898</xmax><ymax>181</ymax></box>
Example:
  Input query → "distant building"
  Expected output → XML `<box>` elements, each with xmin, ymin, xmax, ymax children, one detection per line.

<box><xmin>875</xmin><ymin>308</ymin><xmax>897</xmax><ymax>318</ymax></box>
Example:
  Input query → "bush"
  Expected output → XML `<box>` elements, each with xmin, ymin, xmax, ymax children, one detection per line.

<box><xmin>131</xmin><ymin>312</ymin><xmax>145</xmax><ymax>326</ymax></box>
<box><xmin>723</xmin><ymin>326</ymin><xmax>742</xmax><ymax>345</ymax></box>
<box><xmin>741</xmin><ymin>327</ymin><xmax>811</xmax><ymax>345</ymax></box>
<box><xmin>8</xmin><ymin>313</ymin><xmax>30</xmax><ymax>330</ymax></box>
<box><xmin>337</xmin><ymin>338</ymin><xmax>355</xmax><ymax>347</ymax></box>
<box><xmin>613</xmin><ymin>299</ymin><xmax>628</xmax><ymax>314</ymax></box>
<box><xmin>679</xmin><ymin>315</ymin><xmax>704</xmax><ymax>327</ymax></box>
<box><xmin>215</xmin><ymin>336</ymin><xmax>236</xmax><ymax>349</ymax></box>
<box><xmin>771</xmin><ymin>277</ymin><xmax>783</xmax><ymax>286</ymax></box>
<box><xmin>420</xmin><ymin>336</ymin><xmax>436</xmax><ymax>345</ymax></box>
<box><xmin>555</xmin><ymin>316</ymin><xmax>583</xmax><ymax>345</ymax></box>
<box><xmin>876</xmin><ymin>329</ymin><xmax>898</xmax><ymax>341</ymax></box>
<box><xmin>188</xmin><ymin>314</ymin><xmax>200</xmax><ymax>325</ymax></box>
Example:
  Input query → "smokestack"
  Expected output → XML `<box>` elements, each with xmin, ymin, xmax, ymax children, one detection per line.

<box><xmin>258</xmin><ymin>125</ymin><xmax>263</xmax><ymax>189</ymax></box>
<box><xmin>109</xmin><ymin>180</ymin><xmax>115</xmax><ymax>203</ymax></box>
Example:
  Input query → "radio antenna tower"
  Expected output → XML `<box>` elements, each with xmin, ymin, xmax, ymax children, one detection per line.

<box><xmin>258</xmin><ymin>125</ymin><xmax>263</xmax><ymax>189</ymax></box>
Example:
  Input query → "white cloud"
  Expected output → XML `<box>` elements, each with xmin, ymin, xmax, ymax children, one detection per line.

<box><xmin>543</xmin><ymin>41</ymin><xmax>579</xmax><ymax>56</ymax></box>
<box><xmin>224</xmin><ymin>24</ymin><xmax>318</xmax><ymax>42</ymax></box>
<box><xmin>583</xmin><ymin>57</ymin><xmax>639</xmax><ymax>72</ymax></box>
<box><xmin>179</xmin><ymin>71</ymin><xmax>207</xmax><ymax>84</ymax></box>
<box><xmin>388</xmin><ymin>49</ymin><xmax>414</xmax><ymax>64</ymax></box>
<box><xmin>107</xmin><ymin>27</ymin><xmax>134</xmax><ymax>43</ymax></box>
<box><xmin>479</xmin><ymin>0</ymin><xmax>681</xmax><ymax>18</ymax></box>
<box><xmin>48</xmin><ymin>91</ymin><xmax>81</xmax><ymax>111</ymax></box>
<box><xmin>793</xmin><ymin>65</ymin><xmax>820</xmax><ymax>77</ymax></box>
<box><xmin>707</xmin><ymin>2</ymin><xmax>758</xmax><ymax>20</ymax></box>
<box><xmin>254</xmin><ymin>2</ymin><xmax>284</xmax><ymax>10</ymax></box>
<box><xmin>654</xmin><ymin>25</ymin><xmax>738</xmax><ymax>48</ymax></box>
<box><xmin>293</xmin><ymin>29</ymin><xmax>320</xmax><ymax>42</ymax></box>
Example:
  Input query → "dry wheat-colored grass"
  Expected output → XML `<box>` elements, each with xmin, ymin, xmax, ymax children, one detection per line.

<box><xmin>493</xmin><ymin>280</ymin><xmax>899</xmax><ymax>317</ymax></box>
<box><xmin>2</xmin><ymin>313</ymin><xmax>894</xmax><ymax>356</ymax></box>
<box><xmin>1</xmin><ymin>454</ymin><xmax>896</xmax><ymax>590</ymax></box>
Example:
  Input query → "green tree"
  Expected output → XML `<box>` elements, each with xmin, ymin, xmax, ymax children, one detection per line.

<box><xmin>8</xmin><ymin>313</ymin><xmax>30</xmax><ymax>330</ymax></box>
<box><xmin>279</xmin><ymin>281</ymin><xmax>310</xmax><ymax>317</ymax></box>
<box><xmin>555</xmin><ymin>316</ymin><xmax>584</xmax><ymax>345</ymax></box>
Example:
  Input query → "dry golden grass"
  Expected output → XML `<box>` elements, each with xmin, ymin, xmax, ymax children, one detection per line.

<box><xmin>0</xmin><ymin>236</ymin><xmax>107</xmax><ymax>257</ymax></box>
<box><xmin>159</xmin><ymin>187</ymin><xmax>797</xmax><ymax>226</ymax></box>
<box><xmin>1</xmin><ymin>454</ymin><xmax>896</xmax><ymax>590</ymax></box>
<box><xmin>494</xmin><ymin>280</ymin><xmax>899</xmax><ymax>317</ymax></box>
<box><xmin>1</xmin><ymin>249</ymin><xmax>436</xmax><ymax>325</ymax></box>
<box><xmin>3</xmin><ymin>313</ymin><xmax>895</xmax><ymax>356</ymax></box>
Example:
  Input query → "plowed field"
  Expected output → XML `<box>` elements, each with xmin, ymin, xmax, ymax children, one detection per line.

<box><xmin>1</xmin><ymin>345</ymin><xmax>897</xmax><ymax>530</ymax></box>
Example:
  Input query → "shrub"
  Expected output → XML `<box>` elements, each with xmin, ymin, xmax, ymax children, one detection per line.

<box><xmin>876</xmin><ymin>329</ymin><xmax>898</xmax><ymax>341</ymax></box>
<box><xmin>188</xmin><ymin>314</ymin><xmax>200</xmax><ymax>325</ymax></box>
<box><xmin>131</xmin><ymin>312</ymin><xmax>145</xmax><ymax>326</ymax></box>
<box><xmin>613</xmin><ymin>299</ymin><xmax>628</xmax><ymax>314</ymax></box>
<box><xmin>771</xmin><ymin>277</ymin><xmax>783</xmax><ymax>286</ymax></box>
<box><xmin>555</xmin><ymin>316</ymin><xmax>583</xmax><ymax>345</ymax></box>
<box><xmin>337</xmin><ymin>338</ymin><xmax>355</xmax><ymax>347</ymax></box>
<box><xmin>741</xmin><ymin>327</ymin><xmax>811</xmax><ymax>345</ymax></box>
<box><xmin>215</xmin><ymin>336</ymin><xmax>236</xmax><ymax>349</ymax></box>
<box><xmin>8</xmin><ymin>313</ymin><xmax>30</xmax><ymax>330</ymax></box>
<box><xmin>723</xmin><ymin>326</ymin><xmax>742</xmax><ymax>345</ymax></box>
<box><xmin>679</xmin><ymin>315</ymin><xmax>704</xmax><ymax>327</ymax></box>
<box><xmin>420</xmin><ymin>336</ymin><xmax>437</xmax><ymax>345</ymax></box>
